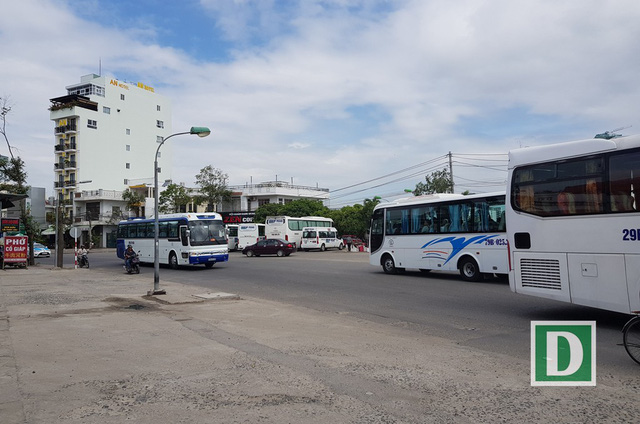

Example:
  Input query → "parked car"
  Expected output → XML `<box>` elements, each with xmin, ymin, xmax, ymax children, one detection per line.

<box><xmin>242</xmin><ymin>238</ymin><xmax>296</xmax><ymax>257</ymax></box>
<box><xmin>33</xmin><ymin>243</ymin><xmax>51</xmax><ymax>257</ymax></box>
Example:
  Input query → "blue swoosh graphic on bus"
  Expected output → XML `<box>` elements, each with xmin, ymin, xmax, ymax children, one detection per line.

<box><xmin>421</xmin><ymin>235</ymin><xmax>497</xmax><ymax>265</ymax></box>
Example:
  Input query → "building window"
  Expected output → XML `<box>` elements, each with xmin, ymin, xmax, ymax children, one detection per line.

<box><xmin>124</xmin><ymin>179</ymin><xmax>128</xmax><ymax>185</ymax></box>
<box><xmin>103</xmin><ymin>106</ymin><xmax>110</xmax><ymax>114</ymax></box>
<box><xmin>120</xmin><ymin>94</ymin><xmax>125</xmax><ymax>100</ymax></box>
<box><xmin>126</xmin><ymin>163</ymin><xmax>130</xmax><ymax>169</ymax></box>
<box><xmin>126</xmin><ymin>129</ymin><xmax>130</xmax><ymax>135</ymax></box>
<box><xmin>157</xmin><ymin>105</ymin><xmax>161</xmax><ymax>111</ymax></box>
<box><xmin>126</xmin><ymin>145</ymin><xmax>130</xmax><ymax>151</ymax></box>
<box><xmin>87</xmin><ymin>119</ymin><xmax>97</xmax><ymax>129</ymax></box>
<box><xmin>156</xmin><ymin>120</ymin><xmax>164</xmax><ymax>129</ymax></box>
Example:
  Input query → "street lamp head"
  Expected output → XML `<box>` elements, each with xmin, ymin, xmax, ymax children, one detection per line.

<box><xmin>190</xmin><ymin>127</ymin><xmax>211</xmax><ymax>138</ymax></box>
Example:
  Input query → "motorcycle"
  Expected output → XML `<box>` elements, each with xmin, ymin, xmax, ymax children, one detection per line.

<box><xmin>124</xmin><ymin>252</ymin><xmax>140</xmax><ymax>274</ymax></box>
<box><xmin>78</xmin><ymin>253</ymin><xmax>89</xmax><ymax>268</ymax></box>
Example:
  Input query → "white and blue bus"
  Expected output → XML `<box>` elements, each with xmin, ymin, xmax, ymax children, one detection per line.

<box><xmin>369</xmin><ymin>192</ymin><xmax>507</xmax><ymax>281</ymax></box>
<box><xmin>116</xmin><ymin>212</ymin><xmax>229</xmax><ymax>269</ymax></box>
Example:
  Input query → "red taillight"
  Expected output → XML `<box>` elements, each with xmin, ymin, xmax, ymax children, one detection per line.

<box><xmin>285</xmin><ymin>235</ymin><xmax>288</xmax><ymax>241</ymax></box>
<box><xmin>317</xmin><ymin>236</ymin><xmax>319</xmax><ymax>244</ymax></box>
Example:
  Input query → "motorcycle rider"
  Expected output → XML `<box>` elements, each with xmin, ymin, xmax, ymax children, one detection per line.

<box><xmin>124</xmin><ymin>244</ymin><xmax>136</xmax><ymax>271</ymax></box>
<box><xmin>78</xmin><ymin>244</ymin><xmax>89</xmax><ymax>267</ymax></box>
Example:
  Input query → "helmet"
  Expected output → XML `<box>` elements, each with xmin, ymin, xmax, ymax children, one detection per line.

<box><xmin>127</xmin><ymin>244</ymin><xmax>132</xmax><ymax>249</ymax></box>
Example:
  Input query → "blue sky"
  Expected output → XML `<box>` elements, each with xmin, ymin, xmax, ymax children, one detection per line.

<box><xmin>2</xmin><ymin>0</ymin><xmax>640</xmax><ymax>206</ymax></box>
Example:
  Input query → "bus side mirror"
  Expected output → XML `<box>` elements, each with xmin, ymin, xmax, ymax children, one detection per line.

<box><xmin>181</xmin><ymin>228</ymin><xmax>190</xmax><ymax>246</ymax></box>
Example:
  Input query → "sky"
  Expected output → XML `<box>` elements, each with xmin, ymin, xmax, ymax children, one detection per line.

<box><xmin>2</xmin><ymin>0</ymin><xmax>640</xmax><ymax>207</ymax></box>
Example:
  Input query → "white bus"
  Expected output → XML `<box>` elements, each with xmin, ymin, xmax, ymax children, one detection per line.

<box><xmin>507</xmin><ymin>134</ymin><xmax>640</xmax><ymax>364</ymax></box>
<box><xmin>226</xmin><ymin>224</ymin><xmax>239</xmax><ymax>251</ymax></box>
<box><xmin>507</xmin><ymin>134</ymin><xmax>640</xmax><ymax>314</ymax></box>
<box><xmin>238</xmin><ymin>223</ymin><xmax>266</xmax><ymax>249</ymax></box>
<box><xmin>116</xmin><ymin>212</ymin><xmax>229</xmax><ymax>269</ymax></box>
<box><xmin>301</xmin><ymin>227</ymin><xmax>343</xmax><ymax>251</ymax></box>
<box><xmin>369</xmin><ymin>192</ymin><xmax>507</xmax><ymax>281</ymax></box>
<box><xmin>265</xmin><ymin>216</ymin><xmax>333</xmax><ymax>247</ymax></box>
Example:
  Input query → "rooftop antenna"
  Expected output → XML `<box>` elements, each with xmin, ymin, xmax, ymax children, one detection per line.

<box><xmin>595</xmin><ymin>125</ymin><xmax>631</xmax><ymax>140</ymax></box>
<box><xmin>99</xmin><ymin>58</ymin><xmax>101</xmax><ymax>76</ymax></box>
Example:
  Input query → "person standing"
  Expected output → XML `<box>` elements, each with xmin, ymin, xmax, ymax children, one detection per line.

<box><xmin>344</xmin><ymin>236</ymin><xmax>353</xmax><ymax>252</ymax></box>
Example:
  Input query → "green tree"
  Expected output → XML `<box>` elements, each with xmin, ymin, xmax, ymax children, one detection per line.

<box><xmin>253</xmin><ymin>203</ymin><xmax>284</xmax><ymax>224</ymax></box>
<box><xmin>158</xmin><ymin>183</ymin><xmax>191</xmax><ymax>214</ymax></box>
<box><xmin>413</xmin><ymin>168</ymin><xmax>453</xmax><ymax>195</ymax></box>
<box><xmin>281</xmin><ymin>199</ymin><xmax>329</xmax><ymax>217</ymax></box>
<box><xmin>194</xmin><ymin>165</ymin><xmax>232</xmax><ymax>212</ymax></box>
<box><xmin>121</xmin><ymin>189</ymin><xmax>145</xmax><ymax>217</ymax></box>
<box><xmin>0</xmin><ymin>98</ymin><xmax>38</xmax><ymax>263</ymax></box>
<box><xmin>253</xmin><ymin>199</ymin><xmax>330</xmax><ymax>224</ymax></box>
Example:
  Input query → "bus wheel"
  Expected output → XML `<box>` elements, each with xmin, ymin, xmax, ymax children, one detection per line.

<box><xmin>276</xmin><ymin>250</ymin><xmax>285</xmax><ymax>257</ymax></box>
<box><xmin>205</xmin><ymin>262</ymin><xmax>214</xmax><ymax>269</ymax></box>
<box><xmin>169</xmin><ymin>252</ymin><xmax>179</xmax><ymax>270</ymax></box>
<box><xmin>459</xmin><ymin>257</ymin><xmax>481</xmax><ymax>282</ymax></box>
<box><xmin>419</xmin><ymin>269</ymin><xmax>431</xmax><ymax>273</ymax></box>
<box><xmin>320</xmin><ymin>244</ymin><xmax>326</xmax><ymax>252</ymax></box>
<box><xmin>339</xmin><ymin>243</ymin><xmax>344</xmax><ymax>250</ymax></box>
<box><xmin>382</xmin><ymin>254</ymin><xmax>397</xmax><ymax>274</ymax></box>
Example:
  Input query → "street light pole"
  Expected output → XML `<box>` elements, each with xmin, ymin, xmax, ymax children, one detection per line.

<box><xmin>151</xmin><ymin>127</ymin><xmax>211</xmax><ymax>296</ymax></box>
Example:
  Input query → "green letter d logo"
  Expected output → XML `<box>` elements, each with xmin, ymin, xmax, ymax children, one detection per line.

<box><xmin>531</xmin><ymin>321</ymin><xmax>596</xmax><ymax>386</ymax></box>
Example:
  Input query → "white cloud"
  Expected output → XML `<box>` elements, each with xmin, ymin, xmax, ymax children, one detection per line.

<box><xmin>2</xmin><ymin>0</ymin><xmax>640</xmax><ymax>203</ymax></box>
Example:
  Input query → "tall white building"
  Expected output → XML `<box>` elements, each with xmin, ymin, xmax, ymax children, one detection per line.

<box><xmin>49</xmin><ymin>74</ymin><xmax>172</xmax><ymax>247</ymax></box>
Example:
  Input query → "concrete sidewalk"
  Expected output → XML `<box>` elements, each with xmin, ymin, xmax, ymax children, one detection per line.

<box><xmin>1</xmin><ymin>265</ymin><xmax>639</xmax><ymax>423</ymax></box>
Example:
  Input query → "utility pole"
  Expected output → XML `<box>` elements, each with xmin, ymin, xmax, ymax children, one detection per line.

<box><xmin>448</xmin><ymin>151</ymin><xmax>454</xmax><ymax>193</ymax></box>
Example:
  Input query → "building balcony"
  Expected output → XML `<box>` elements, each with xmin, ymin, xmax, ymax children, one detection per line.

<box><xmin>53</xmin><ymin>161</ymin><xmax>77</xmax><ymax>170</ymax></box>
<box><xmin>65</xmin><ymin>143</ymin><xmax>77</xmax><ymax>152</ymax></box>
<box><xmin>74</xmin><ymin>189</ymin><xmax>124</xmax><ymax>202</ymax></box>
<box><xmin>54</xmin><ymin>124</ymin><xmax>78</xmax><ymax>134</ymax></box>
<box><xmin>74</xmin><ymin>212</ymin><xmax>123</xmax><ymax>226</ymax></box>
<box><xmin>65</xmin><ymin>180</ymin><xmax>77</xmax><ymax>188</ymax></box>
<box><xmin>54</xmin><ymin>144</ymin><xmax>65</xmax><ymax>152</ymax></box>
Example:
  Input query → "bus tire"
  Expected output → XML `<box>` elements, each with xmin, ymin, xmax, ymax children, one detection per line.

<box><xmin>339</xmin><ymin>243</ymin><xmax>344</xmax><ymax>250</ymax></box>
<box><xmin>169</xmin><ymin>252</ymin><xmax>179</xmax><ymax>270</ymax></box>
<box><xmin>320</xmin><ymin>244</ymin><xmax>326</xmax><ymax>252</ymax></box>
<box><xmin>382</xmin><ymin>254</ymin><xmax>398</xmax><ymax>274</ymax></box>
<box><xmin>276</xmin><ymin>250</ymin><xmax>285</xmax><ymax>257</ymax></box>
<box><xmin>419</xmin><ymin>269</ymin><xmax>431</xmax><ymax>273</ymax></box>
<box><xmin>205</xmin><ymin>262</ymin><xmax>214</xmax><ymax>269</ymax></box>
<box><xmin>459</xmin><ymin>257</ymin><xmax>482</xmax><ymax>282</ymax></box>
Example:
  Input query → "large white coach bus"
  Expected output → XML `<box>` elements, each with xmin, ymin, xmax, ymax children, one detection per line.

<box><xmin>369</xmin><ymin>192</ymin><xmax>507</xmax><ymax>281</ymax></box>
<box><xmin>116</xmin><ymin>212</ymin><xmax>229</xmax><ymax>269</ymax></box>
<box><xmin>506</xmin><ymin>134</ymin><xmax>640</xmax><ymax>364</ymax></box>
<box><xmin>265</xmin><ymin>216</ymin><xmax>333</xmax><ymax>247</ymax></box>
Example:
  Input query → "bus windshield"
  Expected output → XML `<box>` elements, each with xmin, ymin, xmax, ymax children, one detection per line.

<box><xmin>189</xmin><ymin>220</ymin><xmax>227</xmax><ymax>246</ymax></box>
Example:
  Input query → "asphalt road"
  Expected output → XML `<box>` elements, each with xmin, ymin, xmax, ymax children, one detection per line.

<box><xmin>38</xmin><ymin>248</ymin><xmax>638</xmax><ymax>373</ymax></box>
